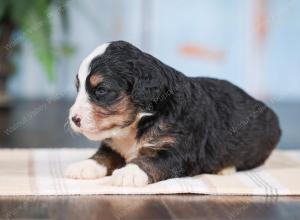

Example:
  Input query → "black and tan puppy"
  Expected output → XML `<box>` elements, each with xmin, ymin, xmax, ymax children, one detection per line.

<box><xmin>66</xmin><ymin>40</ymin><xmax>281</xmax><ymax>187</ymax></box>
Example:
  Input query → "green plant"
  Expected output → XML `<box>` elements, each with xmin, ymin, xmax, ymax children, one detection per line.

<box><xmin>0</xmin><ymin>0</ymin><xmax>69</xmax><ymax>80</ymax></box>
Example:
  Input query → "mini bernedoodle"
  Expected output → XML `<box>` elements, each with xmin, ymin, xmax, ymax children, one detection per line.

<box><xmin>66</xmin><ymin>41</ymin><xmax>281</xmax><ymax>187</ymax></box>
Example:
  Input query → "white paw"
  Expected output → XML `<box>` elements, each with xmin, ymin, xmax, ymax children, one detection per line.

<box><xmin>65</xmin><ymin>159</ymin><xmax>107</xmax><ymax>179</ymax></box>
<box><xmin>110</xmin><ymin>164</ymin><xmax>149</xmax><ymax>187</ymax></box>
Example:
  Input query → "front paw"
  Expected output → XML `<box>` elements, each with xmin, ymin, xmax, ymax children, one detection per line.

<box><xmin>110</xmin><ymin>164</ymin><xmax>149</xmax><ymax>187</ymax></box>
<box><xmin>65</xmin><ymin>159</ymin><xmax>107</xmax><ymax>179</ymax></box>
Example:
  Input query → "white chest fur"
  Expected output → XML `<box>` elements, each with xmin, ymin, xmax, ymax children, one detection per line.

<box><xmin>104</xmin><ymin>113</ymin><xmax>154</xmax><ymax>161</ymax></box>
<box><xmin>106</xmin><ymin>125</ymin><xmax>138</xmax><ymax>161</ymax></box>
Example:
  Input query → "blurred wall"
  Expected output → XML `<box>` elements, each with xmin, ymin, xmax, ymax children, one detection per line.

<box><xmin>8</xmin><ymin>0</ymin><xmax>300</xmax><ymax>101</ymax></box>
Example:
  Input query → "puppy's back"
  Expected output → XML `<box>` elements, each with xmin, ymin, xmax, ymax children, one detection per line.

<box><xmin>193</xmin><ymin>77</ymin><xmax>281</xmax><ymax>170</ymax></box>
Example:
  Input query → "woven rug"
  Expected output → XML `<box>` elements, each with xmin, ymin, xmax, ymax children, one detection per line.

<box><xmin>0</xmin><ymin>148</ymin><xmax>300</xmax><ymax>196</ymax></box>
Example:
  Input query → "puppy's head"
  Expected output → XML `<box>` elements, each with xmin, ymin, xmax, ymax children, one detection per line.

<box><xmin>69</xmin><ymin>41</ymin><xmax>170</xmax><ymax>141</ymax></box>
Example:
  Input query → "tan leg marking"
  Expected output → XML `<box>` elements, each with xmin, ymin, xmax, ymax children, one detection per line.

<box><xmin>217</xmin><ymin>166</ymin><xmax>236</xmax><ymax>175</ymax></box>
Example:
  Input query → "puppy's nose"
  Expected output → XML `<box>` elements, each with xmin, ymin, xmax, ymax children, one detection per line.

<box><xmin>71</xmin><ymin>115</ymin><xmax>81</xmax><ymax>127</ymax></box>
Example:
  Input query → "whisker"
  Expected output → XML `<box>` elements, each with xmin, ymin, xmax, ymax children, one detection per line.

<box><xmin>64</xmin><ymin>118</ymin><xmax>77</xmax><ymax>137</ymax></box>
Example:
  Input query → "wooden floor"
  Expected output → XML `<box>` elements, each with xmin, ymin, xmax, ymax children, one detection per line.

<box><xmin>1</xmin><ymin>195</ymin><xmax>300</xmax><ymax>220</ymax></box>
<box><xmin>0</xmin><ymin>99</ymin><xmax>300</xmax><ymax>220</ymax></box>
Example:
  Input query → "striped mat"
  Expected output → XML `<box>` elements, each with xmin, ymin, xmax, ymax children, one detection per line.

<box><xmin>0</xmin><ymin>148</ymin><xmax>300</xmax><ymax>196</ymax></box>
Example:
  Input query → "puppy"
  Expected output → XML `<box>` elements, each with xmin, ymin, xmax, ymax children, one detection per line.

<box><xmin>66</xmin><ymin>41</ymin><xmax>281</xmax><ymax>187</ymax></box>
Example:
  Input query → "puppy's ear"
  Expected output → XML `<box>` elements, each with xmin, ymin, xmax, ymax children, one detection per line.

<box><xmin>129</xmin><ymin>58</ymin><xmax>170</xmax><ymax>112</ymax></box>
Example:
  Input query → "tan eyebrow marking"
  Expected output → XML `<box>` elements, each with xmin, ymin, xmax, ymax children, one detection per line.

<box><xmin>90</xmin><ymin>74</ymin><xmax>103</xmax><ymax>87</ymax></box>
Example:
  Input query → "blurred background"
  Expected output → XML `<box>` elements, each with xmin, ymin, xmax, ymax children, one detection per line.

<box><xmin>0</xmin><ymin>0</ymin><xmax>299</xmax><ymax>149</ymax></box>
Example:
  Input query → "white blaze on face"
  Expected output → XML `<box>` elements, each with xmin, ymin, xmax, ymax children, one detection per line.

<box><xmin>69</xmin><ymin>43</ymin><xmax>110</xmax><ymax>134</ymax></box>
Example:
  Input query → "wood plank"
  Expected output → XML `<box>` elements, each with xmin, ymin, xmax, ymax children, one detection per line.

<box><xmin>1</xmin><ymin>195</ymin><xmax>300</xmax><ymax>219</ymax></box>
<box><xmin>0</xmin><ymin>195</ymin><xmax>173</xmax><ymax>220</ymax></box>
<box><xmin>160</xmin><ymin>195</ymin><xmax>300</xmax><ymax>220</ymax></box>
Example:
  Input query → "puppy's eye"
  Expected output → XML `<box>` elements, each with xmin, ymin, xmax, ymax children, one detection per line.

<box><xmin>95</xmin><ymin>87</ymin><xmax>109</xmax><ymax>96</ymax></box>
